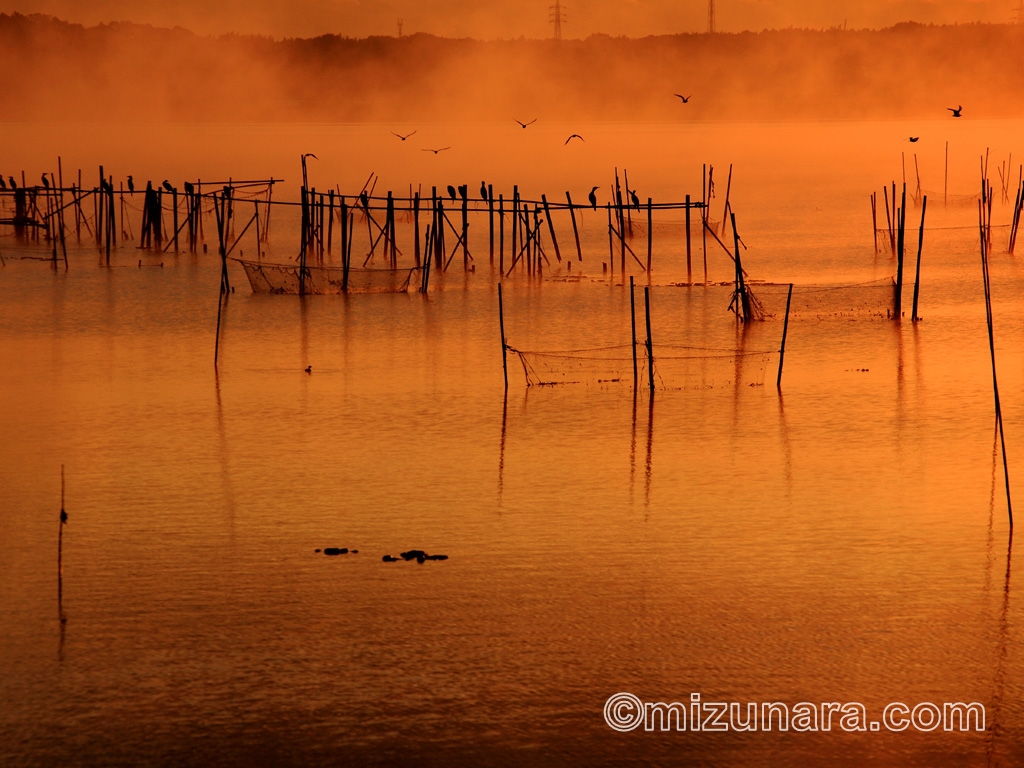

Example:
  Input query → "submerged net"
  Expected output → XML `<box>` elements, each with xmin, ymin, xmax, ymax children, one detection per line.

<box><xmin>753</xmin><ymin>279</ymin><xmax>895</xmax><ymax>320</ymax></box>
<box><xmin>507</xmin><ymin>343</ymin><xmax>776</xmax><ymax>390</ymax></box>
<box><xmin>236</xmin><ymin>259</ymin><xmax>422</xmax><ymax>294</ymax></box>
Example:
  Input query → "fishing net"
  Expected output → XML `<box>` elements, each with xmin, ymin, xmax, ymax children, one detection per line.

<box><xmin>753</xmin><ymin>279</ymin><xmax>895</xmax><ymax>320</ymax></box>
<box><xmin>507</xmin><ymin>344</ymin><xmax>776</xmax><ymax>389</ymax></box>
<box><xmin>237</xmin><ymin>259</ymin><xmax>421</xmax><ymax>294</ymax></box>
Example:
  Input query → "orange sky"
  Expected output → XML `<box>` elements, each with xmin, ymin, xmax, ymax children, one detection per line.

<box><xmin>0</xmin><ymin>0</ymin><xmax>1016</xmax><ymax>38</ymax></box>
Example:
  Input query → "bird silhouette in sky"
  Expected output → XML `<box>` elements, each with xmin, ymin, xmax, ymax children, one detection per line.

<box><xmin>162</xmin><ymin>180</ymin><xmax>174</xmax><ymax>193</ymax></box>
<box><xmin>565</xmin><ymin>134</ymin><xmax>584</xmax><ymax>145</ymax></box>
<box><xmin>588</xmin><ymin>186</ymin><xmax>599</xmax><ymax>210</ymax></box>
<box><xmin>674</xmin><ymin>94</ymin><xmax>691</xmax><ymax>103</ymax></box>
<box><xmin>629</xmin><ymin>189</ymin><xmax>641</xmax><ymax>210</ymax></box>
<box><xmin>908</xmin><ymin>137</ymin><xmax>919</xmax><ymax>142</ymax></box>
<box><xmin>422</xmin><ymin>147</ymin><xmax>451</xmax><ymax>154</ymax></box>
<box><xmin>392</xmin><ymin>130</ymin><xmax>417</xmax><ymax>141</ymax></box>
<box><xmin>127</xmin><ymin>175</ymin><xmax>135</xmax><ymax>192</ymax></box>
<box><xmin>948</xmin><ymin>105</ymin><xmax>962</xmax><ymax>118</ymax></box>
<box><xmin>515</xmin><ymin>118</ymin><xmax>537</xmax><ymax>128</ymax></box>
<box><xmin>447</xmin><ymin>185</ymin><xmax>457</xmax><ymax>201</ymax></box>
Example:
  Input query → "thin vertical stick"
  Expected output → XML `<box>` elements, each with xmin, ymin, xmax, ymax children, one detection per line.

<box><xmin>685</xmin><ymin>194</ymin><xmax>692</xmax><ymax>283</ymax></box>
<box><xmin>871</xmin><ymin>192</ymin><xmax>878</xmax><ymax>254</ymax></box>
<box><xmin>894</xmin><ymin>185</ymin><xmax>906</xmax><ymax>321</ymax></box>
<box><xmin>498</xmin><ymin>283</ymin><xmax>508</xmax><ymax>391</ymax></box>
<box><xmin>912</xmin><ymin>196</ymin><xmax>927</xmax><ymax>322</ymax></box>
<box><xmin>944</xmin><ymin>141</ymin><xmax>949</xmax><ymax>207</ymax></box>
<box><xmin>413</xmin><ymin>192</ymin><xmax>421</xmax><ymax>267</ymax></box>
<box><xmin>566</xmin><ymin>192</ymin><xmax>582</xmax><ymax>261</ymax></box>
<box><xmin>499</xmin><ymin>194</ymin><xmax>505</xmax><ymax>273</ymax></box>
<box><xmin>58</xmin><ymin>464</ymin><xmax>66</xmax><ymax>577</ymax></box>
<box><xmin>776</xmin><ymin>284</ymin><xmax>793</xmax><ymax>389</ymax></box>
<box><xmin>606</xmin><ymin>203</ymin><xmax>614</xmax><ymax>277</ymax></box>
<box><xmin>646</xmin><ymin>198</ymin><xmax>652</xmax><ymax>274</ymax></box>
<box><xmin>630</xmin><ymin>275</ymin><xmax>638</xmax><ymax>389</ymax></box>
<box><xmin>644</xmin><ymin>286</ymin><xmax>655</xmax><ymax>394</ymax></box>
<box><xmin>541</xmin><ymin>194</ymin><xmax>561</xmax><ymax>262</ymax></box>
<box><xmin>488</xmin><ymin>185</ymin><xmax>495</xmax><ymax>264</ymax></box>
<box><xmin>980</xmin><ymin>200</ymin><xmax>1013</xmax><ymax>528</ymax></box>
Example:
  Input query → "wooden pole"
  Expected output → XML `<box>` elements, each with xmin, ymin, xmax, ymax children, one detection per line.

<box><xmin>566</xmin><ymin>191</ymin><xmax>582</xmax><ymax>261</ymax></box>
<box><xmin>776</xmin><ymin>283</ymin><xmax>793</xmax><ymax>389</ymax></box>
<box><xmin>498</xmin><ymin>283</ymin><xmax>508</xmax><ymax>391</ymax></box>
<box><xmin>327</xmin><ymin>190</ymin><xmax>334</xmax><ymax>255</ymax></box>
<box><xmin>630</xmin><ymin>275</ymin><xmax>638</xmax><ymax>389</ymax></box>
<box><xmin>499</xmin><ymin>194</ymin><xmax>505</xmax><ymax>273</ymax></box>
<box><xmin>646</xmin><ymin>198</ymin><xmax>652</xmax><ymax>274</ymax></box>
<box><xmin>894</xmin><ymin>185</ymin><xmax>906</xmax><ymax>321</ymax></box>
<box><xmin>488</xmin><ymin>185</ymin><xmax>495</xmax><ymax>264</ymax></box>
<box><xmin>413</xmin><ymin>192</ymin><xmax>421</xmax><ymax>267</ymax></box>
<box><xmin>644</xmin><ymin>286</ymin><xmax>655</xmax><ymax>394</ymax></box>
<box><xmin>685</xmin><ymin>194</ymin><xmax>692</xmax><ymax>283</ymax></box>
<box><xmin>541</xmin><ymin>194</ymin><xmax>561</xmax><ymax>262</ymax></box>
<box><xmin>912</xmin><ymin>196</ymin><xmax>927</xmax><ymax>322</ymax></box>
<box><xmin>606</xmin><ymin>204</ymin><xmax>614</xmax><ymax>277</ymax></box>
<box><xmin>871</xmin><ymin>192</ymin><xmax>878</xmax><ymax>254</ymax></box>
<box><xmin>980</xmin><ymin>200</ymin><xmax>1013</xmax><ymax>528</ymax></box>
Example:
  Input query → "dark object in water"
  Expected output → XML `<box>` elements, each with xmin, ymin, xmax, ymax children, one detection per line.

<box><xmin>424</xmin><ymin>554</ymin><xmax>448</xmax><ymax>561</ymax></box>
<box><xmin>323</xmin><ymin>547</ymin><xmax>349</xmax><ymax>556</ymax></box>
<box><xmin>305</xmin><ymin>365</ymin><xmax>312</xmax><ymax>374</ymax></box>
<box><xmin>382</xmin><ymin>554</ymin><xmax>400</xmax><ymax>562</ymax></box>
<box><xmin>400</xmin><ymin>549</ymin><xmax>427</xmax><ymax>561</ymax></box>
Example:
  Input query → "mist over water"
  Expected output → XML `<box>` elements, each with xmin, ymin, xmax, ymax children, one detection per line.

<box><xmin>1</xmin><ymin>33</ymin><xmax>1024</xmax><ymax>768</ymax></box>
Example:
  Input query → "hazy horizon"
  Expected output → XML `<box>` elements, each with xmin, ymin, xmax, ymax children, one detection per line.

<box><xmin>0</xmin><ymin>0</ymin><xmax>1020</xmax><ymax>39</ymax></box>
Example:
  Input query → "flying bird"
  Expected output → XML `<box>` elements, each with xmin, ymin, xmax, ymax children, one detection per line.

<box><xmin>127</xmin><ymin>175</ymin><xmax>135</xmax><ymax>192</ymax></box>
<box><xmin>588</xmin><ymin>185</ymin><xmax>599</xmax><ymax>210</ymax></box>
<box><xmin>392</xmin><ymin>130</ymin><xmax>417</xmax><ymax>141</ymax></box>
<box><xmin>907</xmin><ymin>137</ymin><xmax>919</xmax><ymax>143</ymax></box>
<box><xmin>422</xmin><ymin>147</ymin><xmax>450</xmax><ymax>154</ymax></box>
<box><xmin>162</xmin><ymin>179</ymin><xmax>174</xmax><ymax>193</ymax></box>
<box><xmin>565</xmin><ymin>134</ymin><xmax>584</xmax><ymax>145</ymax></box>
<box><xmin>447</xmin><ymin>185</ymin><xmax>457</xmax><ymax>201</ymax></box>
<box><xmin>674</xmin><ymin>94</ymin><xmax>691</xmax><ymax>103</ymax></box>
<box><xmin>515</xmin><ymin>118</ymin><xmax>537</xmax><ymax>128</ymax></box>
<box><xmin>948</xmin><ymin>105</ymin><xmax>962</xmax><ymax>118</ymax></box>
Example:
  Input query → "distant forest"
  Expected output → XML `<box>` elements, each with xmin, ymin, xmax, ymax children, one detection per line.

<box><xmin>3</xmin><ymin>13</ymin><xmax>1023</xmax><ymax>122</ymax></box>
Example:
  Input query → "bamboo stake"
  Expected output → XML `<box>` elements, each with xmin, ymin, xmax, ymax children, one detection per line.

<box><xmin>646</xmin><ymin>198</ymin><xmax>652</xmax><ymax>274</ymax></box>
<box><xmin>644</xmin><ymin>286</ymin><xmax>655</xmax><ymax>394</ymax></box>
<box><xmin>541</xmin><ymin>194</ymin><xmax>561</xmax><ymax>262</ymax></box>
<box><xmin>488</xmin><ymin>185</ymin><xmax>495</xmax><ymax>264</ymax></box>
<box><xmin>498</xmin><ymin>283</ymin><xmax>508</xmax><ymax>390</ymax></box>
<box><xmin>685</xmin><ymin>194</ymin><xmax>692</xmax><ymax>283</ymax></box>
<box><xmin>776</xmin><ymin>284</ymin><xmax>793</xmax><ymax>389</ymax></box>
<box><xmin>566</xmin><ymin>192</ymin><xmax>582</xmax><ymax>261</ymax></box>
<box><xmin>630</xmin><ymin>275</ymin><xmax>638</xmax><ymax>389</ymax></box>
<box><xmin>912</xmin><ymin>196</ymin><xmax>927</xmax><ymax>322</ymax></box>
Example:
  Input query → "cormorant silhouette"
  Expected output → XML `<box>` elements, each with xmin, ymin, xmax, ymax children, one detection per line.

<box><xmin>447</xmin><ymin>185</ymin><xmax>457</xmax><ymax>201</ymax></box>
<box><xmin>127</xmin><ymin>175</ymin><xmax>135</xmax><ymax>192</ymax></box>
<box><xmin>183</xmin><ymin>181</ymin><xmax>194</xmax><ymax>195</ymax></box>
<box><xmin>41</xmin><ymin>174</ymin><xmax>49</xmax><ymax>189</ymax></box>
<box><xmin>162</xmin><ymin>180</ymin><xmax>174</xmax><ymax>193</ymax></box>
<box><xmin>673</xmin><ymin>94</ymin><xmax>691</xmax><ymax>103</ymax></box>
<box><xmin>948</xmin><ymin>105</ymin><xmax>962</xmax><ymax>118</ymax></box>
<box><xmin>8</xmin><ymin>176</ymin><xmax>16</xmax><ymax>190</ymax></box>
<box><xmin>515</xmin><ymin>118</ymin><xmax>537</xmax><ymax>128</ymax></box>
<box><xmin>630</xmin><ymin>189</ymin><xmax>640</xmax><ymax>210</ymax></box>
<box><xmin>0</xmin><ymin>177</ymin><xmax>6</xmax><ymax>190</ymax></box>
<box><xmin>480</xmin><ymin>181</ymin><xmax>488</xmax><ymax>201</ymax></box>
<box><xmin>422</xmin><ymin>147</ymin><xmax>451</xmax><ymax>154</ymax></box>
<box><xmin>565</xmin><ymin>134</ymin><xmax>584</xmax><ymax>145</ymax></box>
<box><xmin>458</xmin><ymin>184</ymin><xmax>468</xmax><ymax>201</ymax></box>
<box><xmin>392</xmin><ymin>130</ymin><xmax>417</xmax><ymax>141</ymax></box>
<box><xmin>588</xmin><ymin>186</ymin><xmax>599</xmax><ymax>210</ymax></box>
<box><xmin>360</xmin><ymin>191</ymin><xmax>369</xmax><ymax>209</ymax></box>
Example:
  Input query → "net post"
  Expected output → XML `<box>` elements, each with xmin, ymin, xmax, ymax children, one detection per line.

<box><xmin>630</xmin><ymin>276</ymin><xmax>638</xmax><ymax>389</ymax></box>
<box><xmin>777</xmin><ymin>283</ymin><xmax>793</xmax><ymax>390</ymax></box>
<box><xmin>644</xmin><ymin>286</ymin><xmax>655</xmax><ymax>395</ymax></box>
<box><xmin>498</xmin><ymin>283</ymin><xmax>508</xmax><ymax>391</ymax></box>
<box><xmin>685</xmin><ymin>194</ymin><xmax>692</xmax><ymax>283</ymax></box>
<box><xmin>912</xmin><ymin>196</ymin><xmax>927</xmax><ymax>322</ymax></box>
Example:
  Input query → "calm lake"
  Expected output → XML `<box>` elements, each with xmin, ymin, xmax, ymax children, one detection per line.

<box><xmin>1</xmin><ymin>119</ymin><xmax>1022</xmax><ymax>766</ymax></box>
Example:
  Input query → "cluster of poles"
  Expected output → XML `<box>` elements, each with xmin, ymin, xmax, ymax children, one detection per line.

<box><xmin>870</xmin><ymin>182</ymin><xmax>928</xmax><ymax>322</ymax></box>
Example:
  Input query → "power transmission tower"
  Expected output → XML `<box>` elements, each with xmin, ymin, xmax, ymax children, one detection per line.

<box><xmin>397</xmin><ymin>18</ymin><xmax>404</xmax><ymax>37</ymax></box>
<box><xmin>708</xmin><ymin>0</ymin><xmax>716</xmax><ymax>33</ymax></box>
<box><xmin>550</xmin><ymin>1</ymin><xmax>566</xmax><ymax>40</ymax></box>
